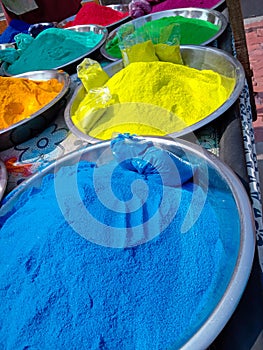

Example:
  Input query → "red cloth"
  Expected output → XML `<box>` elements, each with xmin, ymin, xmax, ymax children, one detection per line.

<box><xmin>0</xmin><ymin>0</ymin><xmax>82</xmax><ymax>24</ymax></box>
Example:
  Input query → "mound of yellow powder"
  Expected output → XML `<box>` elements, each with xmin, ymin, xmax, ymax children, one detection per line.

<box><xmin>0</xmin><ymin>76</ymin><xmax>64</xmax><ymax>129</ymax></box>
<box><xmin>72</xmin><ymin>61</ymin><xmax>235</xmax><ymax>139</ymax></box>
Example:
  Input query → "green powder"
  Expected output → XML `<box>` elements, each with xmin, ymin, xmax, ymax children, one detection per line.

<box><xmin>105</xmin><ymin>16</ymin><xmax>220</xmax><ymax>59</ymax></box>
<box><xmin>6</xmin><ymin>28</ymin><xmax>104</xmax><ymax>75</ymax></box>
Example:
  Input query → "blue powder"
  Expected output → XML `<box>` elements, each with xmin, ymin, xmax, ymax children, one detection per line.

<box><xmin>0</xmin><ymin>142</ymin><xmax>226</xmax><ymax>349</ymax></box>
<box><xmin>0</xmin><ymin>19</ymin><xmax>30</xmax><ymax>44</ymax></box>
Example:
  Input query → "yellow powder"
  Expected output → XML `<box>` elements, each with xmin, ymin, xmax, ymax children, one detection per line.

<box><xmin>72</xmin><ymin>61</ymin><xmax>235</xmax><ymax>139</ymax></box>
<box><xmin>74</xmin><ymin>102</ymin><xmax>186</xmax><ymax>140</ymax></box>
<box><xmin>0</xmin><ymin>76</ymin><xmax>64</xmax><ymax>129</ymax></box>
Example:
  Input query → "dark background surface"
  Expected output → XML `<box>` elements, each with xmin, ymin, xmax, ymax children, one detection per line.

<box><xmin>240</xmin><ymin>0</ymin><xmax>263</xmax><ymax>19</ymax></box>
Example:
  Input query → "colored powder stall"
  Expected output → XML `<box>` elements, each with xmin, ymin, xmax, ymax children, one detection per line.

<box><xmin>0</xmin><ymin>76</ymin><xmax>63</xmax><ymax>129</ymax></box>
<box><xmin>4</xmin><ymin>28</ymin><xmax>104</xmax><ymax>75</ymax></box>
<box><xmin>64</xmin><ymin>2</ymin><xmax>129</xmax><ymax>28</ymax></box>
<box><xmin>72</xmin><ymin>61</ymin><xmax>235</xmax><ymax>139</ymax></box>
<box><xmin>105</xmin><ymin>16</ymin><xmax>220</xmax><ymax>59</ymax></box>
<box><xmin>151</xmin><ymin>0</ymin><xmax>223</xmax><ymax>13</ymax></box>
<box><xmin>0</xmin><ymin>135</ymin><xmax>232</xmax><ymax>349</ymax></box>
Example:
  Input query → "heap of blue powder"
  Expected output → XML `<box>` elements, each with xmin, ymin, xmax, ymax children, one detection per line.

<box><xmin>0</xmin><ymin>136</ymin><xmax>225</xmax><ymax>349</ymax></box>
<box><xmin>0</xmin><ymin>19</ymin><xmax>30</xmax><ymax>44</ymax></box>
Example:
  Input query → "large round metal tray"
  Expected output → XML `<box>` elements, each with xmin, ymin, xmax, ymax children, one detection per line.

<box><xmin>65</xmin><ymin>45</ymin><xmax>245</xmax><ymax>143</ymax></box>
<box><xmin>2</xmin><ymin>25</ymin><xmax>108</xmax><ymax>76</ymax></box>
<box><xmin>57</xmin><ymin>4</ymin><xmax>130</xmax><ymax>32</ymax></box>
<box><xmin>0</xmin><ymin>70</ymin><xmax>71</xmax><ymax>151</ymax></box>
<box><xmin>0</xmin><ymin>136</ymin><xmax>255</xmax><ymax>349</ymax></box>
<box><xmin>100</xmin><ymin>7</ymin><xmax>228</xmax><ymax>61</ymax></box>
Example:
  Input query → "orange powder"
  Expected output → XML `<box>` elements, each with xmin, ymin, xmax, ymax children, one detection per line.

<box><xmin>0</xmin><ymin>76</ymin><xmax>64</xmax><ymax>129</ymax></box>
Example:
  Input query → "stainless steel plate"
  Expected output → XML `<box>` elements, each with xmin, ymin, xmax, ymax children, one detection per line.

<box><xmin>0</xmin><ymin>70</ymin><xmax>71</xmax><ymax>150</ymax></box>
<box><xmin>2</xmin><ymin>25</ymin><xmax>108</xmax><ymax>76</ymax></box>
<box><xmin>100</xmin><ymin>7</ymin><xmax>228</xmax><ymax>61</ymax></box>
<box><xmin>65</xmin><ymin>45</ymin><xmax>245</xmax><ymax>143</ymax></box>
<box><xmin>0</xmin><ymin>135</ymin><xmax>255</xmax><ymax>350</ymax></box>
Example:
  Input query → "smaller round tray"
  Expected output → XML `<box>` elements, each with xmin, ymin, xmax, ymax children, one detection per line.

<box><xmin>0</xmin><ymin>70</ymin><xmax>71</xmax><ymax>151</ymax></box>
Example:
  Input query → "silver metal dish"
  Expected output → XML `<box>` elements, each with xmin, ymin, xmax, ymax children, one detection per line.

<box><xmin>57</xmin><ymin>4</ymin><xmax>130</xmax><ymax>32</ymax></box>
<box><xmin>0</xmin><ymin>43</ymin><xmax>15</xmax><ymax>50</ymax></box>
<box><xmin>0</xmin><ymin>160</ymin><xmax>7</xmax><ymax>202</ymax></box>
<box><xmin>211</xmin><ymin>0</ymin><xmax>226</xmax><ymax>11</ymax></box>
<box><xmin>65</xmin><ymin>45</ymin><xmax>245</xmax><ymax>143</ymax></box>
<box><xmin>100</xmin><ymin>7</ymin><xmax>228</xmax><ymax>61</ymax></box>
<box><xmin>57</xmin><ymin>15</ymin><xmax>75</xmax><ymax>28</ymax></box>
<box><xmin>2</xmin><ymin>25</ymin><xmax>108</xmax><ymax>76</ymax></box>
<box><xmin>0</xmin><ymin>136</ymin><xmax>255</xmax><ymax>349</ymax></box>
<box><xmin>0</xmin><ymin>70</ymin><xmax>71</xmax><ymax>151</ymax></box>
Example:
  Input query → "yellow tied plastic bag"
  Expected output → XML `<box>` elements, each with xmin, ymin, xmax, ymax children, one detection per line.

<box><xmin>116</xmin><ymin>21</ymin><xmax>158</xmax><ymax>66</ymax></box>
<box><xmin>117</xmin><ymin>20</ymin><xmax>183</xmax><ymax>66</ymax></box>
<box><xmin>74</xmin><ymin>60</ymin><xmax>116</xmax><ymax>133</ymax></box>
<box><xmin>153</xmin><ymin>23</ymin><xmax>183</xmax><ymax>64</ymax></box>
<box><xmin>77</xmin><ymin>58</ymin><xmax>109</xmax><ymax>92</ymax></box>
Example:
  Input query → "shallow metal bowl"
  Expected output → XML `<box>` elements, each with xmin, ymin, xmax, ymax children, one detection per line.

<box><xmin>0</xmin><ymin>136</ymin><xmax>255</xmax><ymax>349</ymax></box>
<box><xmin>65</xmin><ymin>45</ymin><xmax>245</xmax><ymax>143</ymax></box>
<box><xmin>2</xmin><ymin>25</ymin><xmax>108</xmax><ymax>76</ymax></box>
<box><xmin>0</xmin><ymin>70</ymin><xmax>71</xmax><ymax>151</ymax></box>
<box><xmin>100</xmin><ymin>7</ymin><xmax>228</xmax><ymax>61</ymax></box>
<box><xmin>57</xmin><ymin>4</ymin><xmax>130</xmax><ymax>32</ymax></box>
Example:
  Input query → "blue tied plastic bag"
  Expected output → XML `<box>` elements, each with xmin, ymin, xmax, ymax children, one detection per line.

<box><xmin>111</xmin><ymin>133</ymin><xmax>195</xmax><ymax>188</ymax></box>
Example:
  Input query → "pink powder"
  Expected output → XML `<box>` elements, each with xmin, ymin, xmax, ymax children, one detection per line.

<box><xmin>151</xmin><ymin>0</ymin><xmax>223</xmax><ymax>13</ymax></box>
<box><xmin>64</xmin><ymin>2</ymin><xmax>129</xmax><ymax>27</ymax></box>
